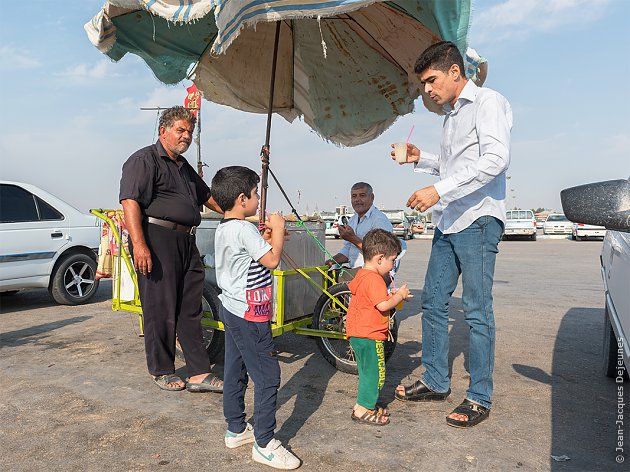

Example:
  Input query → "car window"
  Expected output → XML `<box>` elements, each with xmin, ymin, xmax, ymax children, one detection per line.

<box><xmin>507</xmin><ymin>210</ymin><xmax>534</xmax><ymax>219</ymax></box>
<box><xmin>36</xmin><ymin>196</ymin><xmax>64</xmax><ymax>221</ymax></box>
<box><xmin>547</xmin><ymin>214</ymin><xmax>568</xmax><ymax>222</ymax></box>
<box><xmin>0</xmin><ymin>184</ymin><xmax>38</xmax><ymax>223</ymax></box>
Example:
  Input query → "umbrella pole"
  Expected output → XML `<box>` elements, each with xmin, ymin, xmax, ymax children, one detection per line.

<box><xmin>259</xmin><ymin>21</ymin><xmax>281</xmax><ymax>227</ymax></box>
<box><xmin>196</xmin><ymin>107</ymin><xmax>203</xmax><ymax>176</ymax></box>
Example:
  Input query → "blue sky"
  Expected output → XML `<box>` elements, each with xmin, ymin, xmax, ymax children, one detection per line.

<box><xmin>1</xmin><ymin>0</ymin><xmax>628</xmax><ymax>215</ymax></box>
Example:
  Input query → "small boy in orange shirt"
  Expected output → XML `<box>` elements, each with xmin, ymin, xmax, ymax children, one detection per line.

<box><xmin>346</xmin><ymin>229</ymin><xmax>412</xmax><ymax>425</ymax></box>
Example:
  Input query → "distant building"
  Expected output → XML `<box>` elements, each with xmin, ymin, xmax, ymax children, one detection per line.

<box><xmin>335</xmin><ymin>205</ymin><xmax>349</xmax><ymax>216</ymax></box>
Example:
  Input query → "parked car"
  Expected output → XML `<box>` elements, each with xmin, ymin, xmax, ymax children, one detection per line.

<box><xmin>543</xmin><ymin>213</ymin><xmax>573</xmax><ymax>235</ymax></box>
<box><xmin>504</xmin><ymin>209</ymin><xmax>537</xmax><ymax>240</ymax></box>
<box><xmin>411</xmin><ymin>217</ymin><xmax>425</xmax><ymax>235</ymax></box>
<box><xmin>382</xmin><ymin>209</ymin><xmax>411</xmax><ymax>240</ymax></box>
<box><xmin>572</xmin><ymin>222</ymin><xmax>606</xmax><ymax>240</ymax></box>
<box><xmin>561</xmin><ymin>178</ymin><xmax>630</xmax><ymax>379</ymax></box>
<box><xmin>322</xmin><ymin>214</ymin><xmax>339</xmax><ymax>238</ymax></box>
<box><xmin>0</xmin><ymin>181</ymin><xmax>101</xmax><ymax>305</ymax></box>
<box><xmin>321</xmin><ymin>214</ymin><xmax>351</xmax><ymax>239</ymax></box>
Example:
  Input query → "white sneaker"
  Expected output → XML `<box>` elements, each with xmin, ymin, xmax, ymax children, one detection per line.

<box><xmin>224</xmin><ymin>422</ymin><xmax>255</xmax><ymax>448</ymax></box>
<box><xmin>252</xmin><ymin>438</ymin><xmax>301</xmax><ymax>470</ymax></box>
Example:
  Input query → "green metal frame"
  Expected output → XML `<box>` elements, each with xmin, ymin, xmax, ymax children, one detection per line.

<box><xmin>91</xmin><ymin>209</ymin><xmax>348</xmax><ymax>340</ymax></box>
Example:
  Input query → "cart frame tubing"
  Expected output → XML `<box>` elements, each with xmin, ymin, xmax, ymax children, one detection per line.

<box><xmin>91</xmin><ymin>209</ymin><xmax>347</xmax><ymax>341</ymax></box>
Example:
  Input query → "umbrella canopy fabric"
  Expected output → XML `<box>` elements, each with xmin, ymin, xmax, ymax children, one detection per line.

<box><xmin>86</xmin><ymin>0</ymin><xmax>482</xmax><ymax>146</ymax></box>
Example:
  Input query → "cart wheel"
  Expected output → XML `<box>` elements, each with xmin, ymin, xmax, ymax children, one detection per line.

<box><xmin>176</xmin><ymin>282</ymin><xmax>225</xmax><ymax>364</ymax></box>
<box><xmin>312</xmin><ymin>283</ymin><xmax>398</xmax><ymax>374</ymax></box>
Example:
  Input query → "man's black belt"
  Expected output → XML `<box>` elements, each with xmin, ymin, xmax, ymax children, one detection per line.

<box><xmin>146</xmin><ymin>217</ymin><xmax>196</xmax><ymax>235</ymax></box>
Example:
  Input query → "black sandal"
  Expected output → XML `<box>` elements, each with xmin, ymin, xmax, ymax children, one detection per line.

<box><xmin>446</xmin><ymin>399</ymin><xmax>490</xmax><ymax>428</ymax></box>
<box><xmin>394</xmin><ymin>380</ymin><xmax>450</xmax><ymax>402</ymax></box>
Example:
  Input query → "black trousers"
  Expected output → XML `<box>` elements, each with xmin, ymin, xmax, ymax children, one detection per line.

<box><xmin>133</xmin><ymin>223</ymin><xmax>209</xmax><ymax>377</ymax></box>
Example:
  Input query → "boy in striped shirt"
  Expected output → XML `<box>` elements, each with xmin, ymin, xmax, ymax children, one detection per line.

<box><xmin>212</xmin><ymin>166</ymin><xmax>300</xmax><ymax>470</ymax></box>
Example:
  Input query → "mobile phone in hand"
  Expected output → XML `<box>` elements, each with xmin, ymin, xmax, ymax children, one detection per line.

<box><xmin>341</xmin><ymin>216</ymin><xmax>349</xmax><ymax>226</ymax></box>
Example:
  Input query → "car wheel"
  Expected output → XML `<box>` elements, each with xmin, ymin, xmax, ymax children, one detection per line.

<box><xmin>603</xmin><ymin>303</ymin><xmax>619</xmax><ymax>378</ymax></box>
<box><xmin>50</xmin><ymin>253</ymin><xmax>100</xmax><ymax>305</ymax></box>
<box><xmin>530</xmin><ymin>233</ymin><xmax>537</xmax><ymax>241</ymax></box>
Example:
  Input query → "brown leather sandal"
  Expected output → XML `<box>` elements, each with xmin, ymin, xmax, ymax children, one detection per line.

<box><xmin>351</xmin><ymin>408</ymin><xmax>390</xmax><ymax>426</ymax></box>
<box><xmin>153</xmin><ymin>374</ymin><xmax>185</xmax><ymax>391</ymax></box>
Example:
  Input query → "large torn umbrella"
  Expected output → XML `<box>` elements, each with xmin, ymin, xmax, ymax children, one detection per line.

<box><xmin>86</xmin><ymin>0</ymin><xmax>485</xmax><ymax>216</ymax></box>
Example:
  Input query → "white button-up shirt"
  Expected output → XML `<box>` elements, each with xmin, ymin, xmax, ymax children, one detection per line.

<box><xmin>339</xmin><ymin>205</ymin><xmax>393</xmax><ymax>268</ymax></box>
<box><xmin>414</xmin><ymin>80</ymin><xmax>512</xmax><ymax>234</ymax></box>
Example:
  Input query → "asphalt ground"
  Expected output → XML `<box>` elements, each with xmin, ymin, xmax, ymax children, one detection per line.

<box><xmin>1</xmin><ymin>238</ymin><xmax>627</xmax><ymax>471</ymax></box>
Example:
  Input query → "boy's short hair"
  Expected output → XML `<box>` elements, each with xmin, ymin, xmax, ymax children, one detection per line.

<box><xmin>414</xmin><ymin>41</ymin><xmax>465</xmax><ymax>76</ymax></box>
<box><xmin>210</xmin><ymin>166</ymin><xmax>260</xmax><ymax>212</ymax></box>
<box><xmin>362</xmin><ymin>229</ymin><xmax>401</xmax><ymax>260</ymax></box>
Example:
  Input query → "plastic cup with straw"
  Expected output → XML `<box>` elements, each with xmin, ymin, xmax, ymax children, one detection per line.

<box><xmin>394</xmin><ymin>125</ymin><xmax>415</xmax><ymax>163</ymax></box>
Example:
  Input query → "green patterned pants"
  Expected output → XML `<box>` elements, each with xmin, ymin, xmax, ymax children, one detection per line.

<box><xmin>350</xmin><ymin>337</ymin><xmax>386</xmax><ymax>409</ymax></box>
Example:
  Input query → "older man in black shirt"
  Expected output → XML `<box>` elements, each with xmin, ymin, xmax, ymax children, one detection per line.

<box><xmin>120</xmin><ymin>106</ymin><xmax>223</xmax><ymax>392</ymax></box>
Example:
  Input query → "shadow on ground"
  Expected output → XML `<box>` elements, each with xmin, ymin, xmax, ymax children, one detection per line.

<box><xmin>0</xmin><ymin>281</ymin><xmax>112</xmax><ymax>314</ymax></box>
<box><xmin>514</xmin><ymin>306</ymin><xmax>627</xmax><ymax>470</ymax></box>
<box><xmin>0</xmin><ymin>316</ymin><xmax>92</xmax><ymax>348</ymax></box>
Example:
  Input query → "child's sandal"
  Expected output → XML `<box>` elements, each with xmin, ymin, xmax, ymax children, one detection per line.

<box><xmin>375</xmin><ymin>404</ymin><xmax>390</xmax><ymax>417</ymax></box>
<box><xmin>351</xmin><ymin>408</ymin><xmax>390</xmax><ymax>426</ymax></box>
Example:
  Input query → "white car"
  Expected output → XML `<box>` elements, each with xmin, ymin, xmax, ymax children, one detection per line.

<box><xmin>322</xmin><ymin>214</ymin><xmax>350</xmax><ymax>239</ymax></box>
<box><xmin>382</xmin><ymin>210</ymin><xmax>411</xmax><ymax>240</ymax></box>
<box><xmin>561</xmin><ymin>178</ymin><xmax>629</xmax><ymax>379</ymax></box>
<box><xmin>572</xmin><ymin>222</ymin><xmax>606</xmax><ymax>240</ymax></box>
<box><xmin>321</xmin><ymin>214</ymin><xmax>339</xmax><ymax>238</ymax></box>
<box><xmin>601</xmin><ymin>230</ymin><xmax>630</xmax><ymax>377</ymax></box>
<box><xmin>504</xmin><ymin>209</ymin><xmax>537</xmax><ymax>240</ymax></box>
<box><xmin>0</xmin><ymin>181</ymin><xmax>101</xmax><ymax>305</ymax></box>
<box><xmin>543</xmin><ymin>213</ymin><xmax>573</xmax><ymax>235</ymax></box>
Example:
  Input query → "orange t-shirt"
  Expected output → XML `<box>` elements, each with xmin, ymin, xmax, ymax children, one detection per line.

<box><xmin>346</xmin><ymin>268</ymin><xmax>390</xmax><ymax>341</ymax></box>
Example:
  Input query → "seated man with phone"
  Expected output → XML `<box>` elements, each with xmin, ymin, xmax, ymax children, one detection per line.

<box><xmin>325</xmin><ymin>182</ymin><xmax>394</xmax><ymax>274</ymax></box>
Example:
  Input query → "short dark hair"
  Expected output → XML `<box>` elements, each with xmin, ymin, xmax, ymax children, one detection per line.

<box><xmin>210</xmin><ymin>166</ymin><xmax>260</xmax><ymax>212</ymax></box>
<box><xmin>362</xmin><ymin>228</ymin><xmax>401</xmax><ymax>260</ymax></box>
<box><xmin>159</xmin><ymin>106</ymin><xmax>196</xmax><ymax>130</ymax></box>
<box><xmin>351</xmin><ymin>182</ymin><xmax>373</xmax><ymax>195</ymax></box>
<box><xmin>414</xmin><ymin>41</ymin><xmax>465</xmax><ymax>76</ymax></box>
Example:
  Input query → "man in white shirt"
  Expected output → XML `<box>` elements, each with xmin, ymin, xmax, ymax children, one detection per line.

<box><xmin>326</xmin><ymin>182</ymin><xmax>393</xmax><ymax>269</ymax></box>
<box><xmin>391</xmin><ymin>41</ymin><xmax>512</xmax><ymax>428</ymax></box>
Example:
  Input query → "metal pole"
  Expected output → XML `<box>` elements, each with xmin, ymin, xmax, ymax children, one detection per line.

<box><xmin>259</xmin><ymin>21</ymin><xmax>282</xmax><ymax>226</ymax></box>
<box><xmin>196</xmin><ymin>107</ymin><xmax>203</xmax><ymax>176</ymax></box>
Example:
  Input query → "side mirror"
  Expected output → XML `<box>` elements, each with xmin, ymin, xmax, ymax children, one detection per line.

<box><xmin>560</xmin><ymin>179</ymin><xmax>630</xmax><ymax>232</ymax></box>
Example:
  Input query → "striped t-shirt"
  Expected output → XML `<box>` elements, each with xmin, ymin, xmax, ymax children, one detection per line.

<box><xmin>214</xmin><ymin>219</ymin><xmax>273</xmax><ymax>322</ymax></box>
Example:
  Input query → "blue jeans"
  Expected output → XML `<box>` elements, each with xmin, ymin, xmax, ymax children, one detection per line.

<box><xmin>220</xmin><ymin>306</ymin><xmax>281</xmax><ymax>446</ymax></box>
<box><xmin>420</xmin><ymin>216</ymin><xmax>503</xmax><ymax>409</ymax></box>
